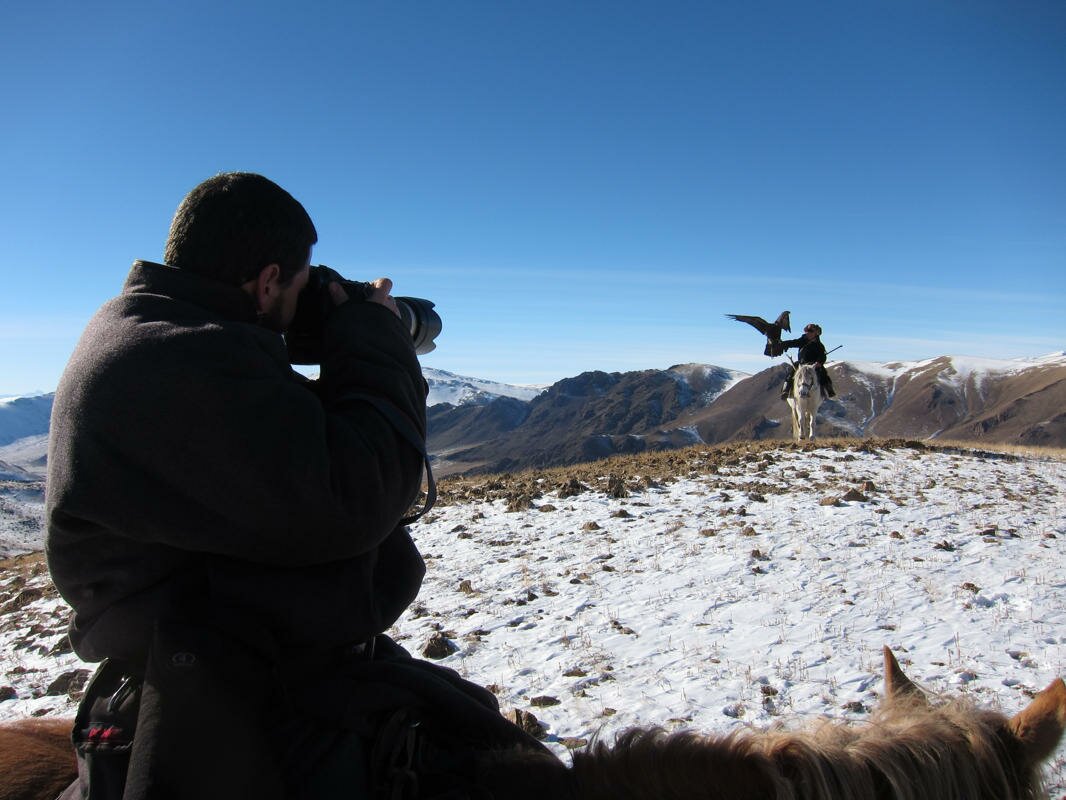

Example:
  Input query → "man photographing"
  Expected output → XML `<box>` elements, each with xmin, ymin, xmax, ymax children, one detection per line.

<box><xmin>46</xmin><ymin>173</ymin><xmax>538</xmax><ymax>798</ymax></box>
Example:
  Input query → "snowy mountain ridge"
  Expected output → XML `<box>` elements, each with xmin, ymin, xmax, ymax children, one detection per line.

<box><xmin>423</xmin><ymin>367</ymin><xmax>547</xmax><ymax>407</ymax></box>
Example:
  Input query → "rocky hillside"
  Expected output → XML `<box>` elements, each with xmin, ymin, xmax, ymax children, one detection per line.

<box><xmin>429</xmin><ymin>364</ymin><xmax>744</xmax><ymax>474</ymax></box>
<box><xmin>429</xmin><ymin>354</ymin><xmax>1066</xmax><ymax>474</ymax></box>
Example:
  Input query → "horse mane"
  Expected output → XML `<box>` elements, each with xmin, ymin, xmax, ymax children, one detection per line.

<box><xmin>1</xmin><ymin>649</ymin><xmax>1061</xmax><ymax>800</ymax></box>
<box><xmin>566</xmin><ymin>695</ymin><xmax>1043</xmax><ymax>800</ymax></box>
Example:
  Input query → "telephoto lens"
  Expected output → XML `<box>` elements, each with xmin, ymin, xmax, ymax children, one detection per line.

<box><xmin>286</xmin><ymin>265</ymin><xmax>442</xmax><ymax>364</ymax></box>
<box><xmin>394</xmin><ymin>296</ymin><xmax>442</xmax><ymax>355</ymax></box>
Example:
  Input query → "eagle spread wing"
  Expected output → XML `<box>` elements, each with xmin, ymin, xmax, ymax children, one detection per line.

<box><xmin>725</xmin><ymin>311</ymin><xmax>791</xmax><ymax>340</ymax></box>
<box><xmin>725</xmin><ymin>314</ymin><xmax>773</xmax><ymax>335</ymax></box>
<box><xmin>726</xmin><ymin>311</ymin><xmax>792</xmax><ymax>356</ymax></box>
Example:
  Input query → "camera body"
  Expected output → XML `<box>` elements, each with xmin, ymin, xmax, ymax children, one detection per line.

<box><xmin>286</xmin><ymin>265</ymin><xmax>441</xmax><ymax>364</ymax></box>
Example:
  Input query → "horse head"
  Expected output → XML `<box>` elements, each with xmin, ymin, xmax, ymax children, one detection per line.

<box><xmin>880</xmin><ymin>646</ymin><xmax>1066</xmax><ymax>786</ymax></box>
<box><xmin>794</xmin><ymin>363</ymin><xmax>817</xmax><ymax>398</ymax></box>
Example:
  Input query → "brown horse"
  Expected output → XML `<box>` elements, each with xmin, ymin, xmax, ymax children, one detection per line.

<box><xmin>0</xmin><ymin>718</ymin><xmax>76</xmax><ymax>800</ymax></box>
<box><xmin>2</xmin><ymin>648</ymin><xmax>1063</xmax><ymax>800</ymax></box>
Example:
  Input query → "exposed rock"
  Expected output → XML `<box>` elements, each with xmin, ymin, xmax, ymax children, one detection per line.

<box><xmin>45</xmin><ymin>669</ymin><xmax>90</xmax><ymax>697</ymax></box>
<box><xmin>0</xmin><ymin>587</ymin><xmax>44</xmax><ymax>615</ymax></box>
<box><xmin>506</xmin><ymin>708</ymin><xmax>547</xmax><ymax>739</ymax></box>
<box><xmin>557</xmin><ymin>478</ymin><xmax>589</xmax><ymax>498</ymax></box>
<box><xmin>421</xmin><ymin>633</ymin><xmax>459</xmax><ymax>660</ymax></box>
<box><xmin>723</xmin><ymin>702</ymin><xmax>745</xmax><ymax>718</ymax></box>
<box><xmin>506</xmin><ymin>494</ymin><xmax>533</xmax><ymax>512</ymax></box>
<box><xmin>529</xmin><ymin>695</ymin><xmax>561</xmax><ymax>707</ymax></box>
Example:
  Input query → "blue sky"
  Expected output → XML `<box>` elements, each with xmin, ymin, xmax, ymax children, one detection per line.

<box><xmin>2</xmin><ymin>1</ymin><xmax>1064</xmax><ymax>395</ymax></box>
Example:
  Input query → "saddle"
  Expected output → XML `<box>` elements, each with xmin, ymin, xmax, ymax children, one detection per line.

<box><xmin>282</xmin><ymin>635</ymin><xmax>551</xmax><ymax>799</ymax></box>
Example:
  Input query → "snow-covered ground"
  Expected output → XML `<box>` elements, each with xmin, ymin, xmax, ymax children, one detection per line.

<box><xmin>2</xmin><ymin>443</ymin><xmax>1065</xmax><ymax>793</ymax></box>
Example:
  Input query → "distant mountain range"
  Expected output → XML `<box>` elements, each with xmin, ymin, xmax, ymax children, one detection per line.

<box><xmin>426</xmin><ymin>353</ymin><xmax>1066</xmax><ymax>475</ymax></box>
<box><xmin>0</xmin><ymin>394</ymin><xmax>53</xmax><ymax>447</ymax></box>
<box><xmin>0</xmin><ymin>395</ymin><xmax>52</xmax><ymax>481</ymax></box>
<box><xmin>3</xmin><ymin>354</ymin><xmax>1064</xmax><ymax>480</ymax></box>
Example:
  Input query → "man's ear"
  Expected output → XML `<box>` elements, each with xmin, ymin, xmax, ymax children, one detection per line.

<box><xmin>242</xmin><ymin>264</ymin><xmax>281</xmax><ymax>312</ymax></box>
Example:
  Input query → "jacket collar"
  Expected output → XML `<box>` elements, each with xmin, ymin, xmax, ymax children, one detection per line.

<box><xmin>123</xmin><ymin>261</ymin><xmax>259</xmax><ymax>324</ymax></box>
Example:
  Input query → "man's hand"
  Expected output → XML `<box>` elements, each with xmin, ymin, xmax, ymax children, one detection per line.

<box><xmin>366</xmin><ymin>278</ymin><xmax>401</xmax><ymax>318</ymax></box>
<box><xmin>327</xmin><ymin>277</ymin><xmax>401</xmax><ymax>318</ymax></box>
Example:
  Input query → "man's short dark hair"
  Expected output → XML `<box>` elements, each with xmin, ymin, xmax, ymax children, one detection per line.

<box><xmin>164</xmin><ymin>173</ymin><xmax>318</xmax><ymax>286</ymax></box>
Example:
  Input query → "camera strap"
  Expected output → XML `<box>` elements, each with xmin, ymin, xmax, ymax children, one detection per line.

<box><xmin>338</xmin><ymin>391</ymin><xmax>436</xmax><ymax>524</ymax></box>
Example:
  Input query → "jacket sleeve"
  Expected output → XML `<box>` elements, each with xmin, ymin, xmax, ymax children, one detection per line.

<box><xmin>48</xmin><ymin>301</ymin><xmax>428</xmax><ymax>568</ymax></box>
<box><xmin>779</xmin><ymin>337</ymin><xmax>804</xmax><ymax>350</ymax></box>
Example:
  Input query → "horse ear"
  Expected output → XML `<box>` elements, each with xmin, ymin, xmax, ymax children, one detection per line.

<box><xmin>1008</xmin><ymin>678</ymin><xmax>1066</xmax><ymax>767</ymax></box>
<box><xmin>882</xmin><ymin>647</ymin><xmax>926</xmax><ymax>704</ymax></box>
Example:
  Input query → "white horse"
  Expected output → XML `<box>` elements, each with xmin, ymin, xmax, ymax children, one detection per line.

<box><xmin>787</xmin><ymin>363</ymin><xmax>823</xmax><ymax>440</ymax></box>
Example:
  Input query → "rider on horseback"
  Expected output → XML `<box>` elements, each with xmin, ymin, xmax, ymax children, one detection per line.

<box><xmin>779</xmin><ymin>323</ymin><xmax>836</xmax><ymax>400</ymax></box>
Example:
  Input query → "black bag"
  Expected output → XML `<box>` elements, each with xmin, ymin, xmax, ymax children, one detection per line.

<box><xmin>59</xmin><ymin>659</ymin><xmax>141</xmax><ymax>800</ymax></box>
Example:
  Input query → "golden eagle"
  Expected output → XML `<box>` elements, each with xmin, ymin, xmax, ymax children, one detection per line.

<box><xmin>726</xmin><ymin>310</ymin><xmax>791</xmax><ymax>356</ymax></box>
